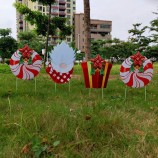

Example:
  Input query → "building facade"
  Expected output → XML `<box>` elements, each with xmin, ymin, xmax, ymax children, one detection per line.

<box><xmin>74</xmin><ymin>13</ymin><xmax>112</xmax><ymax>52</ymax></box>
<box><xmin>16</xmin><ymin>0</ymin><xmax>76</xmax><ymax>43</ymax></box>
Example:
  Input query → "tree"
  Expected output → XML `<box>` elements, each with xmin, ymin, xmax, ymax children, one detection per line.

<box><xmin>14</xmin><ymin>1</ymin><xmax>72</xmax><ymax>67</ymax></box>
<box><xmin>90</xmin><ymin>39</ymin><xmax>137</xmax><ymax>60</ymax></box>
<box><xmin>91</xmin><ymin>40</ymin><xmax>106</xmax><ymax>57</ymax></box>
<box><xmin>18</xmin><ymin>31</ymin><xmax>45</xmax><ymax>56</ymax></box>
<box><xmin>31</xmin><ymin>0</ymin><xmax>54</xmax><ymax>67</ymax></box>
<box><xmin>144</xmin><ymin>45</ymin><xmax>158</xmax><ymax>59</ymax></box>
<box><xmin>0</xmin><ymin>29</ymin><xmax>17</xmax><ymax>63</ymax></box>
<box><xmin>128</xmin><ymin>23</ymin><xmax>152</xmax><ymax>52</ymax></box>
<box><xmin>150</xmin><ymin>10</ymin><xmax>158</xmax><ymax>43</ymax></box>
<box><xmin>18</xmin><ymin>31</ymin><xmax>36</xmax><ymax>43</ymax></box>
<box><xmin>83</xmin><ymin>0</ymin><xmax>91</xmax><ymax>61</ymax></box>
<box><xmin>0</xmin><ymin>28</ymin><xmax>11</xmax><ymax>37</ymax></box>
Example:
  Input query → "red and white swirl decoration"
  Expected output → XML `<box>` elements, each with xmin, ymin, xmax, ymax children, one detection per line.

<box><xmin>120</xmin><ymin>57</ymin><xmax>153</xmax><ymax>88</ymax></box>
<box><xmin>10</xmin><ymin>50</ymin><xmax>42</xmax><ymax>80</ymax></box>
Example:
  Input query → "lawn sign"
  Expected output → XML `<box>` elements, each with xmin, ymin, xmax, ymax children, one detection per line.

<box><xmin>10</xmin><ymin>45</ymin><xmax>42</xmax><ymax>92</ymax></box>
<box><xmin>81</xmin><ymin>54</ymin><xmax>112</xmax><ymax>99</ymax></box>
<box><xmin>46</xmin><ymin>42</ymin><xmax>75</xmax><ymax>91</ymax></box>
<box><xmin>120</xmin><ymin>51</ymin><xmax>153</xmax><ymax>100</ymax></box>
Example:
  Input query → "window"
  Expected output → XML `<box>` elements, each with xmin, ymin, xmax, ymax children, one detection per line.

<box><xmin>67</xmin><ymin>38</ymin><xmax>71</xmax><ymax>42</ymax></box>
<box><xmin>73</xmin><ymin>7</ymin><xmax>76</xmax><ymax>10</ymax></box>
<box><xmin>100</xmin><ymin>24</ymin><xmax>111</xmax><ymax>29</ymax></box>
<box><xmin>73</xmin><ymin>1</ymin><xmax>75</xmax><ymax>4</ymax></box>
<box><xmin>67</xmin><ymin>3</ymin><xmax>71</xmax><ymax>8</ymax></box>
<box><xmin>38</xmin><ymin>6</ymin><xmax>42</xmax><ymax>11</ymax></box>
<box><xmin>67</xmin><ymin>9</ymin><xmax>71</xmax><ymax>13</ymax></box>
<box><xmin>90</xmin><ymin>24</ymin><xmax>97</xmax><ymax>29</ymax></box>
<box><xmin>67</xmin><ymin>15</ymin><xmax>70</xmax><ymax>18</ymax></box>
<box><xmin>67</xmin><ymin>21</ymin><xmax>70</xmax><ymax>25</ymax></box>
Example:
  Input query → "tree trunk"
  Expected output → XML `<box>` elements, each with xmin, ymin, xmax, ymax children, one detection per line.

<box><xmin>44</xmin><ymin>3</ymin><xmax>51</xmax><ymax>68</ymax></box>
<box><xmin>84</xmin><ymin>0</ymin><xmax>91</xmax><ymax>61</ymax></box>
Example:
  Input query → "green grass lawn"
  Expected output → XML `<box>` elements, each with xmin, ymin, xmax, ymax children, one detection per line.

<box><xmin>0</xmin><ymin>63</ymin><xmax>158</xmax><ymax>158</ymax></box>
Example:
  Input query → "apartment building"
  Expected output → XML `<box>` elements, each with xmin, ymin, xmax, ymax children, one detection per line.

<box><xmin>16</xmin><ymin>0</ymin><xmax>76</xmax><ymax>43</ymax></box>
<box><xmin>74</xmin><ymin>13</ymin><xmax>112</xmax><ymax>52</ymax></box>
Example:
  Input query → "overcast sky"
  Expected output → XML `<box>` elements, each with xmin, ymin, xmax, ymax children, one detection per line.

<box><xmin>0</xmin><ymin>0</ymin><xmax>157</xmax><ymax>41</ymax></box>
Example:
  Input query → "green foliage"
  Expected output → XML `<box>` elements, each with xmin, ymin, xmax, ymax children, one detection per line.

<box><xmin>18</xmin><ymin>31</ymin><xmax>45</xmax><ymax>55</ymax></box>
<box><xmin>76</xmin><ymin>52</ymin><xmax>84</xmax><ymax>61</ymax></box>
<box><xmin>91</xmin><ymin>39</ymin><xmax>106</xmax><ymax>58</ymax></box>
<box><xmin>91</xmin><ymin>39</ymin><xmax>137</xmax><ymax>59</ymax></box>
<box><xmin>0</xmin><ymin>28</ymin><xmax>11</xmax><ymax>37</ymax></box>
<box><xmin>150</xmin><ymin>10</ymin><xmax>158</xmax><ymax>43</ymax></box>
<box><xmin>144</xmin><ymin>45</ymin><xmax>158</xmax><ymax>58</ymax></box>
<box><xmin>128</xmin><ymin>23</ymin><xmax>152</xmax><ymax>51</ymax></box>
<box><xmin>0</xmin><ymin>29</ymin><xmax>17</xmax><ymax>62</ymax></box>
<box><xmin>18</xmin><ymin>31</ymin><xmax>36</xmax><ymax>42</ymax></box>
<box><xmin>14</xmin><ymin>2</ymin><xmax>72</xmax><ymax>38</ymax></box>
<box><xmin>30</xmin><ymin>0</ymin><xmax>55</xmax><ymax>5</ymax></box>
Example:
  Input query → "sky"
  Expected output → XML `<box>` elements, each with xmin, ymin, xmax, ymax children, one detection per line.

<box><xmin>0</xmin><ymin>0</ymin><xmax>157</xmax><ymax>41</ymax></box>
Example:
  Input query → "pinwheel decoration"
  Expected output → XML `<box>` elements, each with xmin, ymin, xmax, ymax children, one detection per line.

<box><xmin>120</xmin><ymin>51</ymin><xmax>153</xmax><ymax>88</ymax></box>
<box><xmin>10</xmin><ymin>45</ymin><xmax>42</xmax><ymax>80</ymax></box>
<box><xmin>81</xmin><ymin>54</ymin><xmax>112</xmax><ymax>88</ymax></box>
<box><xmin>46</xmin><ymin>42</ymin><xmax>75</xmax><ymax>84</ymax></box>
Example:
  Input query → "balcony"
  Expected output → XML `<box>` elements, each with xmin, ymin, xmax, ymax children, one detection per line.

<box><xmin>19</xmin><ymin>20</ymin><xmax>23</xmax><ymax>24</ymax></box>
<box><xmin>51</xmin><ymin>12</ymin><xmax>58</xmax><ymax>15</ymax></box>
<box><xmin>51</xmin><ymin>5</ymin><xmax>58</xmax><ymax>9</ymax></box>
<box><xmin>90</xmin><ymin>28</ymin><xmax>111</xmax><ymax>33</ymax></box>
<box><xmin>19</xmin><ymin>26</ymin><xmax>23</xmax><ymax>29</ymax></box>
<box><xmin>59</xmin><ymin>0</ymin><xmax>66</xmax><ymax>5</ymax></box>
<box><xmin>59</xmin><ymin>5</ymin><xmax>65</xmax><ymax>10</ymax></box>
<box><xmin>59</xmin><ymin>11</ymin><xmax>65</xmax><ymax>16</ymax></box>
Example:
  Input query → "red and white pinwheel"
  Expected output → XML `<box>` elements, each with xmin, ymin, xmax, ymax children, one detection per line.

<box><xmin>10</xmin><ymin>45</ymin><xmax>42</xmax><ymax>80</ymax></box>
<box><xmin>120</xmin><ymin>52</ymin><xmax>153</xmax><ymax>88</ymax></box>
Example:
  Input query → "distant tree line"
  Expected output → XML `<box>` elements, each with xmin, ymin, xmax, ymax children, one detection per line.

<box><xmin>90</xmin><ymin>10</ymin><xmax>158</xmax><ymax>61</ymax></box>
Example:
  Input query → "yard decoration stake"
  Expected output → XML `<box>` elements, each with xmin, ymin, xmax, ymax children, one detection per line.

<box><xmin>81</xmin><ymin>54</ymin><xmax>112</xmax><ymax>89</ymax></box>
<box><xmin>81</xmin><ymin>55</ymin><xmax>112</xmax><ymax>99</ymax></box>
<box><xmin>46</xmin><ymin>42</ymin><xmax>75</xmax><ymax>86</ymax></box>
<box><xmin>120</xmin><ymin>51</ymin><xmax>153</xmax><ymax>100</ymax></box>
<box><xmin>10</xmin><ymin>45</ymin><xmax>42</xmax><ymax>92</ymax></box>
<box><xmin>10</xmin><ymin>45</ymin><xmax>42</xmax><ymax>80</ymax></box>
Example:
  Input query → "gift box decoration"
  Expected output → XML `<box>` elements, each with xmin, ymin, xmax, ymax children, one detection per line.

<box><xmin>81</xmin><ymin>54</ymin><xmax>112</xmax><ymax>88</ymax></box>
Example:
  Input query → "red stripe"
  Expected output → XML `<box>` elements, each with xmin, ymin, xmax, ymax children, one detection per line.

<box><xmin>32</xmin><ymin>54</ymin><xmax>41</xmax><ymax>63</ymax></box>
<box><xmin>17</xmin><ymin>65</ymin><xmax>23</xmax><ymax>79</ymax></box>
<box><xmin>26</xmin><ymin>67</ymin><xmax>38</xmax><ymax>77</ymax></box>
<box><xmin>104</xmin><ymin>63</ymin><xmax>112</xmax><ymax>88</ymax></box>
<box><xmin>144</xmin><ymin>63</ymin><xmax>153</xmax><ymax>71</ymax></box>
<box><xmin>10</xmin><ymin>58</ymin><xmax>19</xmax><ymax>65</ymax></box>
<box><xmin>81</xmin><ymin>62</ymin><xmax>90</xmax><ymax>88</ymax></box>
<box><xmin>127</xmin><ymin>73</ymin><xmax>134</xmax><ymax>87</ymax></box>
<box><xmin>120</xmin><ymin>66</ymin><xmax>130</xmax><ymax>72</ymax></box>
<box><xmin>92</xmin><ymin>70</ymin><xmax>100</xmax><ymax>88</ymax></box>
<box><xmin>98</xmin><ymin>74</ymin><xmax>103</xmax><ymax>88</ymax></box>
<box><xmin>136</xmin><ymin>74</ymin><xmax>149</xmax><ymax>86</ymax></box>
